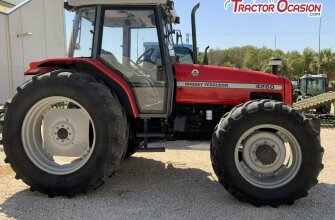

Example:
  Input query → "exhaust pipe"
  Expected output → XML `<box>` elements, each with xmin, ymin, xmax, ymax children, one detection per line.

<box><xmin>191</xmin><ymin>3</ymin><xmax>200</xmax><ymax>64</ymax></box>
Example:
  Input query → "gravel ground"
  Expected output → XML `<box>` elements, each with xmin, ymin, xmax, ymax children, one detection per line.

<box><xmin>0</xmin><ymin>129</ymin><xmax>334</xmax><ymax>220</ymax></box>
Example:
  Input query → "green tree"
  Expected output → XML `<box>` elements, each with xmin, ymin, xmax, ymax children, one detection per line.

<box><xmin>303</xmin><ymin>48</ymin><xmax>316</xmax><ymax>74</ymax></box>
<box><xmin>205</xmin><ymin>46</ymin><xmax>334</xmax><ymax>81</ymax></box>
<box><xmin>287</xmin><ymin>50</ymin><xmax>304</xmax><ymax>79</ymax></box>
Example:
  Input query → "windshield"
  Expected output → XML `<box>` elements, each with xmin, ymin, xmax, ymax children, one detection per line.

<box><xmin>300</xmin><ymin>78</ymin><xmax>326</xmax><ymax>97</ymax></box>
<box><xmin>68</xmin><ymin>7</ymin><xmax>96</xmax><ymax>58</ymax></box>
<box><xmin>162</xmin><ymin>15</ymin><xmax>194</xmax><ymax>64</ymax></box>
<box><xmin>174</xmin><ymin>46</ymin><xmax>193</xmax><ymax>64</ymax></box>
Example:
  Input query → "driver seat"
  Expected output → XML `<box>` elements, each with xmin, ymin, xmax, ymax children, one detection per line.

<box><xmin>100</xmin><ymin>50</ymin><xmax>134</xmax><ymax>79</ymax></box>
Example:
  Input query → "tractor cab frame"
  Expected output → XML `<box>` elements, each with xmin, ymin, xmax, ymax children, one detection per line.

<box><xmin>299</xmin><ymin>74</ymin><xmax>327</xmax><ymax>98</ymax></box>
<box><xmin>67</xmin><ymin>2</ymin><xmax>179</xmax><ymax>117</ymax></box>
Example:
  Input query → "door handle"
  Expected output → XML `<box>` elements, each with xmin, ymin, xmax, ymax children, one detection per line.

<box><xmin>17</xmin><ymin>32</ymin><xmax>33</xmax><ymax>38</ymax></box>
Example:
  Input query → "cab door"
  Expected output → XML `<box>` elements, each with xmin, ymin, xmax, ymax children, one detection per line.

<box><xmin>98</xmin><ymin>7</ymin><xmax>172</xmax><ymax>115</ymax></box>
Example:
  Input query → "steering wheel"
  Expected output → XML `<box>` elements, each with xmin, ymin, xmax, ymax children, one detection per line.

<box><xmin>136</xmin><ymin>48</ymin><xmax>155</xmax><ymax>65</ymax></box>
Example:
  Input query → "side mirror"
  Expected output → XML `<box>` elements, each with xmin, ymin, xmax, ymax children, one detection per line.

<box><xmin>203</xmin><ymin>46</ymin><xmax>210</xmax><ymax>65</ymax></box>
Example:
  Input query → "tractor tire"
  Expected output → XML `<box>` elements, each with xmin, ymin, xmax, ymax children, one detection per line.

<box><xmin>3</xmin><ymin>70</ymin><xmax>128</xmax><ymax>197</ymax></box>
<box><xmin>211</xmin><ymin>100</ymin><xmax>324</xmax><ymax>206</ymax></box>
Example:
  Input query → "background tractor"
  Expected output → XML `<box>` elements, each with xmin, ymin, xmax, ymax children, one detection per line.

<box><xmin>294</xmin><ymin>74</ymin><xmax>332</xmax><ymax>114</ymax></box>
<box><xmin>299</xmin><ymin>74</ymin><xmax>327</xmax><ymax>98</ymax></box>
<box><xmin>2</xmin><ymin>0</ymin><xmax>323</xmax><ymax>206</ymax></box>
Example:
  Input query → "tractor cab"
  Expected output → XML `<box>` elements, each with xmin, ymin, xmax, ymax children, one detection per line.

<box><xmin>67</xmin><ymin>1</ymin><xmax>181</xmax><ymax>114</ymax></box>
<box><xmin>299</xmin><ymin>74</ymin><xmax>327</xmax><ymax>98</ymax></box>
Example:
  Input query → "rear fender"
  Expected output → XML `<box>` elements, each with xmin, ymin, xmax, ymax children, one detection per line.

<box><xmin>25</xmin><ymin>58</ymin><xmax>139</xmax><ymax>118</ymax></box>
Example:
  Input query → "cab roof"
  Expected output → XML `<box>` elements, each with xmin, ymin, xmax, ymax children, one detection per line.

<box><xmin>67</xmin><ymin>0</ymin><xmax>179</xmax><ymax>23</ymax></box>
<box><xmin>67</xmin><ymin>0</ymin><xmax>168</xmax><ymax>7</ymax></box>
<box><xmin>300</xmin><ymin>74</ymin><xmax>327</xmax><ymax>79</ymax></box>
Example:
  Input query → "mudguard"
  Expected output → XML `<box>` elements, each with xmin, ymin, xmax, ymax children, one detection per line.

<box><xmin>25</xmin><ymin>58</ymin><xmax>140</xmax><ymax>117</ymax></box>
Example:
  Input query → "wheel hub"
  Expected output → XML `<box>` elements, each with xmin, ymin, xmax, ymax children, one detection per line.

<box><xmin>256</xmin><ymin>144</ymin><xmax>277</xmax><ymax>165</ymax></box>
<box><xmin>242</xmin><ymin>132</ymin><xmax>287</xmax><ymax>175</ymax></box>
<box><xmin>43</xmin><ymin>108</ymin><xmax>90</xmax><ymax>157</ymax></box>
<box><xmin>57</xmin><ymin>128</ymin><xmax>69</xmax><ymax>140</ymax></box>
<box><xmin>52</xmin><ymin>122</ymin><xmax>74</xmax><ymax>145</ymax></box>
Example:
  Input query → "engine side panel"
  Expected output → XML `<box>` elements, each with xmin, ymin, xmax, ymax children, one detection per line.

<box><xmin>174</xmin><ymin>64</ymin><xmax>287</xmax><ymax>106</ymax></box>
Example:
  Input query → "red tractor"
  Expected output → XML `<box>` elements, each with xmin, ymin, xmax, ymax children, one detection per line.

<box><xmin>3</xmin><ymin>0</ymin><xmax>323</xmax><ymax>206</ymax></box>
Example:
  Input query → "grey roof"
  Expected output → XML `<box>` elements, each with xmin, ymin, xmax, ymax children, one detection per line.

<box><xmin>1</xmin><ymin>0</ymin><xmax>25</xmax><ymax>6</ymax></box>
<box><xmin>300</xmin><ymin>74</ymin><xmax>327</xmax><ymax>79</ymax></box>
<box><xmin>68</xmin><ymin>0</ymin><xmax>168</xmax><ymax>6</ymax></box>
<box><xmin>0</xmin><ymin>0</ymin><xmax>30</xmax><ymax>14</ymax></box>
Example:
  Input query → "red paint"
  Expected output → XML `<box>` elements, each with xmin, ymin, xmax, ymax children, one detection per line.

<box><xmin>25</xmin><ymin>59</ymin><xmax>291</xmax><ymax>118</ymax></box>
<box><xmin>25</xmin><ymin>67</ymin><xmax>57</xmax><ymax>75</ymax></box>
<box><xmin>25</xmin><ymin>58</ymin><xmax>140</xmax><ymax>117</ymax></box>
<box><xmin>283</xmin><ymin>78</ymin><xmax>293</xmax><ymax>105</ymax></box>
<box><xmin>174</xmin><ymin>64</ymin><xmax>288</xmax><ymax>106</ymax></box>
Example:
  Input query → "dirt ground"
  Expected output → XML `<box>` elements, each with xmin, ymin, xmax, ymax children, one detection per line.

<box><xmin>0</xmin><ymin>129</ymin><xmax>334</xmax><ymax>220</ymax></box>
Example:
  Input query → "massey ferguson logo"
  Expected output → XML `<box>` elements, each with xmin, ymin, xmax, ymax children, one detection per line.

<box><xmin>224</xmin><ymin>0</ymin><xmax>322</xmax><ymax>17</ymax></box>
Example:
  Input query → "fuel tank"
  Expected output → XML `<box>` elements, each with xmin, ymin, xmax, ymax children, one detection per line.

<box><xmin>174</xmin><ymin>64</ymin><xmax>292</xmax><ymax>106</ymax></box>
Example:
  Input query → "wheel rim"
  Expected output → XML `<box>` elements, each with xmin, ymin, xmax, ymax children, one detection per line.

<box><xmin>234</xmin><ymin>124</ymin><xmax>302</xmax><ymax>189</ymax></box>
<box><xmin>22</xmin><ymin>96</ymin><xmax>96</xmax><ymax>175</ymax></box>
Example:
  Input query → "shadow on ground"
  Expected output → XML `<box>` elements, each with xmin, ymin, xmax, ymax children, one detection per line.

<box><xmin>1</xmin><ymin>157</ymin><xmax>335</xmax><ymax>220</ymax></box>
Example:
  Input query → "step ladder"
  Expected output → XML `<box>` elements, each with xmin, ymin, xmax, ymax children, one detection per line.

<box><xmin>136</xmin><ymin>118</ymin><xmax>165</xmax><ymax>152</ymax></box>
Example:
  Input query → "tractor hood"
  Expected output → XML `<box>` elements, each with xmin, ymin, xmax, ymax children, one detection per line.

<box><xmin>174</xmin><ymin>64</ymin><xmax>292</xmax><ymax>105</ymax></box>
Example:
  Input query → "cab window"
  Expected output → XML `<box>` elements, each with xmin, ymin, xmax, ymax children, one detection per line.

<box><xmin>99</xmin><ymin>9</ymin><xmax>167</xmax><ymax>113</ymax></box>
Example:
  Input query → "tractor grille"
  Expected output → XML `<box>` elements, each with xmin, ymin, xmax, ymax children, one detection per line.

<box><xmin>250</xmin><ymin>92</ymin><xmax>283</xmax><ymax>102</ymax></box>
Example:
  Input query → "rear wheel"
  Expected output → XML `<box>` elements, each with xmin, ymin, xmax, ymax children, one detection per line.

<box><xmin>3</xmin><ymin>71</ymin><xmax>128</xmax><ymax>196</ymax></box>
<box><xmin>211</xmin><ymin>100</ymin><xmax>324</xmax><ymax>206</ymax></box>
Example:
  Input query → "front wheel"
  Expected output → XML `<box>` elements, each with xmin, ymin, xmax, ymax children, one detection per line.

<box><xmin>211</xmin><ymin>100</ymin><xmax>324</xmax><ymax>206</ymax></box>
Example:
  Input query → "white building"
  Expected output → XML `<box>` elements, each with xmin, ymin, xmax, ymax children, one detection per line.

<box><xmin>0</xmin><ymin>0</ymin><xmax>66</xmax><ymax>103</ymax></box>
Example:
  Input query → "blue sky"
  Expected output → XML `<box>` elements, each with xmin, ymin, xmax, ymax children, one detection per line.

<box><xmin>65</xmin><ymin>0</ymin><xmax>335</xmax><ymax>53</ymax></box>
